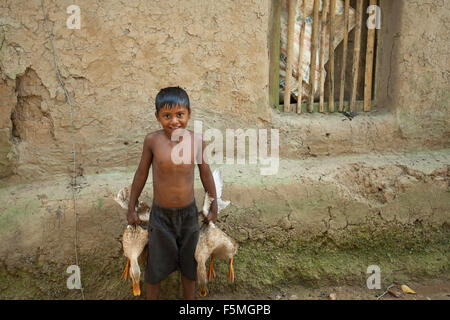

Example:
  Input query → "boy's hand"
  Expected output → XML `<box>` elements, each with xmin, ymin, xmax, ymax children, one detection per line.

<box><xmin>127</xmin><ymin>210</ymin><xmax>141</xmax><ymax>226</ymax></box>
<box><xmin>204</xmin><ymin>200</ymin><xmax>218</xmax><ymax>224</ymax></box>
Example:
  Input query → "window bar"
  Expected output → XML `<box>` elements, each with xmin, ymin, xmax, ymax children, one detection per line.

<box><xmin>338</xmin><ymin>0</ymin><xmax>350</xmax><ymax>112</ymax></box>
<box><xmin>269</xmin><ymin>0</ymin><xmax>281</xmax><ymax>110</ymax></box>
<box><xmin>319</xmin><ymin>0</ymin><xmax>329</xmax><ymax>113</ymax></box>
<box><xmin>350</xmin><ymin>0</ymin><xmax>363</xmax><ymax>113</ymax></box>
<box><xmin>297</xmin><ymin>0</ymin><xmax>307</xmax><ymax>114</ymax></box>
<box><xmin>364</xmin><ymin>0</ymin><xmax>377</xmax><ymax>112</ymax></box>
<box><xmin>284</xmin><ymin>0</ymin><xmax>297</xmax><ymax>113</ymax></box>
<box><xmin>328</xmin><ymin>0</ymin><xmax>336</xmax><ymax>113</ymax></box>
<box><xmin>309</xmin><ymin>0</ymin><xmax>320</xmax><ymax>112</ymax></box>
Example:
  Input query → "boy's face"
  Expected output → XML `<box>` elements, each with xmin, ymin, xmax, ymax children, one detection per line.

<box><xmin>156</xmin><ymin>105</ymin><xmax>191</xmax><ymax>137</ymax></box>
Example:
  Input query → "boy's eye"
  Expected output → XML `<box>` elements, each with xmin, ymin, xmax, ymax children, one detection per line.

<box><xmin>164</xmin><ymin>115</ymin><xmax>170</xmax><ymax>119</ymax></box>
<box><xmin>177</xmin><ymin>113</ymin><xmax>183</xmax><ymax>117</ymax></box>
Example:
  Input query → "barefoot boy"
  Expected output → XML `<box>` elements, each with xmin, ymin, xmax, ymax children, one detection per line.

<box><xmin>127</xmin><ymin>87</ymin><xmax>218</xmax><ymax>300</ymax></box>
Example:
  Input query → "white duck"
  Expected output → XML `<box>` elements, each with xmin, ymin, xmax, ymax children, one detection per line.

<box><xmin>195</xmin><ymin>169</ymin><xmax>238</xmax><ymax>297</ymax></box>
<box><xmin>114</xmin><ymin>186</ymin><xmax>150</xmax><ymax>296</ymax></box>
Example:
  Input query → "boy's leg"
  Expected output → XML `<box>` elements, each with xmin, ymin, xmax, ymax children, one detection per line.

<box><xmin>178</xmin><ymin>201</ymin><xmax>200</xmax><ymax>300</ymax></box>
<box><xmin>146</xmin><ymin>281</ymin><xmax>161</xmax><ymax>300</ymax></box>
<box><xmin>181</xmin><ymin>274</ymin><xmax>196</xmax><ymax>300</ymax></box>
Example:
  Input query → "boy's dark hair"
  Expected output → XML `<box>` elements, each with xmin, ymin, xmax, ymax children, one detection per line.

<box><xmin>155</xmin><ymin>87</ymin><xmax>190</xmax><ymax>113</ymax></box>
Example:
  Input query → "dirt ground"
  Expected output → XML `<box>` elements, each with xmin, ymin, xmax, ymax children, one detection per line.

<box><xmin>205</xmin><ymin>277</ymin><xmax>450</xmax><ymax>300</ymax></box>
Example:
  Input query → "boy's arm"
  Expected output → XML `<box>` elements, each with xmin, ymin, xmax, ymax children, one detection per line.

<box><xmin>127</xmin><ymin>134</ymin><xmax>153</xmax><ymax>225</ymax></box>
<box><xmin>197</xmin><ymin>138</ymin><xmax>218</xmax><ymax>223</ymax></box>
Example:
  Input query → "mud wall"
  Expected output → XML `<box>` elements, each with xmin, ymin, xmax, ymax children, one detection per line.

<box><xmin>376</xmin><ymin>0</ymin><xmax>450</xmax><ymax>146</ymax></box>
<box><xmin>0</xmin><ymin>1</ymin><xmax>449</xmax><ymax>299</ymax></box>
<box><xmin>0</xmin><ymin>0</ymin><xmax>271</xmax><ymax>179</ymax></box>
<box><xmin>0</xmin><ymin>152</ymin><xmax>448</xmax><ymax>299</ymax></box>
<box><xmin>0</xmin><ymin>0</ymin><xmax>449</xmax><ymax>181</ymax></box>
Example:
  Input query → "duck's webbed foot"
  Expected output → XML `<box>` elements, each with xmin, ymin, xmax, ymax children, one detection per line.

<box><xmin>208</xmin><ymin>256</ymin><xmax>216</xmax><ymax>281</ymax></box>
<box><xmin>121</xmin><ymin>258</ymin><xmax>130</xmax><ymax>280</ymax></box>
<box><xmin>228</xmin><ymin>257</ymin><xmax>234</xmax><ymax>282</ymax></box>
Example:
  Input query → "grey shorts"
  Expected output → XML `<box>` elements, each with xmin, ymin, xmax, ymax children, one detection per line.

<box><xmin>145</xmin><ymin>199</ymin><xmax>199</xmax><ymax>284</ymax></box>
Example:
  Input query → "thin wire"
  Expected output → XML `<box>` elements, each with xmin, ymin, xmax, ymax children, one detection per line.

<box><xmin>376</xmin><ymin>284</ymin><xmax>395</xmax><ymax>300</ymax></box>
<box><xmin>40</xmin><ymin>0</ymin><xmax>84</xmax><ymax>300</ymax></box>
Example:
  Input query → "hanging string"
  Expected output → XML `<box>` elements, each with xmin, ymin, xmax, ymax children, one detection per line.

<box><xmin>40</xmin><ymin>0</ymin><xmax>85</xmax><ymax>300</ymax></box>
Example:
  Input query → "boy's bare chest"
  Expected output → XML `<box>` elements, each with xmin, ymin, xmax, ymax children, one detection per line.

<box><xmin>152</xmin><ymin>142</ymin><xmax>195</xmax><ymax>173</ymax></box>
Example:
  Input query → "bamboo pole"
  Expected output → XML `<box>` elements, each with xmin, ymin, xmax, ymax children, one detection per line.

<box><xmin>284</xmin><ymin>0</ymin><xmax>297</xmax><ymax>113</ymax></box>
<box><xmin>338</xmin><ymin>0</ymin><xmax>349</xmax><ymax>112</ymax></box>
<box><xmin>364</xmin><ymin>0</ymin><xmax>377</xmax><ymax>112</ymax></box>
<box><xmin>308</xmin><ymin>0</ymin><xmax>320</xmax><ymax>112</ymax></box>
<box><xmin>373</xmin><ymin>0</ymin><xmax>380</xmax><ymax>107</ymax></box>
<box><xmin>350</xmin><ymin>0</ymin><xmax>363</xmax><ymax>113</ymax></box>
<box><xmin>297</xmin><ymin>0</ymin><xmax>307</xmax><ymax>114</ymax></box>
<box><xmin>269</xmin><ymin>0</ymin><xmax>281</xmax><ymax>109</ymax></box>
<box><xmin>319</xmin><ymin>0</ymin><xmax>329</xmax><ymax>113</ymax></box>
<box><xmin>327</xmin><ymin>0</ymin><xmax>336</xmax><ymax>112</ymax></box>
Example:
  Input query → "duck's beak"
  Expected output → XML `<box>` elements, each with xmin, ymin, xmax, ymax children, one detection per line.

<box><xmin>132</xmin><ymin>280</ymin><xmax>141</xmax><ymax>296</ymax></box>
<box><xmin>199</xmin><ymin>287</ymin><xmax>208</xmax><ymax>297</ymax></box>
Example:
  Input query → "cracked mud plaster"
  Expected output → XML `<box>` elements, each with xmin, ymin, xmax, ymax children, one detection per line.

<box><xmin>0</xmin><ymin>149</ymin><xmax>449</xmax><ymax>298</ymax></box>
<box><xmin>0</xmin><ymin>0</ymin><xmax>449</xmax><ymax>300</ymax></box>
<box><xmin>0</xmin><ymin>0</ymin><xmax>449</xmax><ymax>180</ymax></box>
<box><xmin>384</xmin><ymin>0</ymin><xmax>450</xmax><ymax>145</ymax></box>
<box><xmin>221</xmin><ymin>161</ymin><xmax>449</xmax><ymax>246</ymax></box>
<box><xmin>0</xmin><ymin>0</ymin><xmax>271</xmax><ymax>179</ymax></box>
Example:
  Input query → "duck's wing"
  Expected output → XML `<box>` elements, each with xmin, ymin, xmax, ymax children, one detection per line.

<box><xmin>115</xmin><ymin>186</ymin><xmax>151</xmax><ymax>214</ymax></box>
<box><xmin>218</xmin><ymin>199</ymin><xmax>230</xmax><ymax>212</ymax></box>
<box><xmin>202</xmin><ymin>192</ymin><xmax>214</xmax><ymax>218</ymax></box>
<box><xmin>137</xmin><ymin>202</ymin><xmax>151</xmax><ymax>222</ymax></box>
<box><xmin>115</xmin><ymin>186</ymin><xmax>131</xmax><ymax>209</ymax></box>
<box><xmin>212</xmin><ymin>168</ymin><xmax>231</xmax><ymax>213</ymax></box>
<box><xmin>212</xmin><ymin>169</ymin><xmax>223</xmax><ymax>199</ymax></box>
<box><xmin>138</xmin><ymin>211</ymin><xmax>150</xmax><ymax>222</ymax></box>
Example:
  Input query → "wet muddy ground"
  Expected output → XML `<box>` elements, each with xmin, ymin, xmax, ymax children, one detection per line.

<box><xmin>205</xmin><ymin>277</ymin><xmax>450</xmax><ymax>300</ymax></box>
